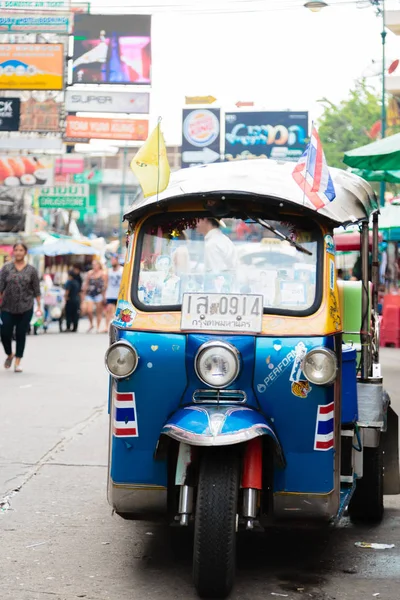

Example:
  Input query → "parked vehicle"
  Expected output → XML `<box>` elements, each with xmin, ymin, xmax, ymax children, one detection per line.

<box><xmin>105</xmin><ymin>159</ymin><xmax>399</xmax><ymax>598</ymax></box>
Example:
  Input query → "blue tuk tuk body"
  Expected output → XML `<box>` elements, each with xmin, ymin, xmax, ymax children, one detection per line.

<box><xmin>106</xmin><ymin>160</ymin><xmax>399</xmax><ymax>598</ymax></box>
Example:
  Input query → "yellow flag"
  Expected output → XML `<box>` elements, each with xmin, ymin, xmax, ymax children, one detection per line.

<box><xmin>130</xmin><ymin>122</ymin><xmax>170</xmax><ymax>198</ymax></box>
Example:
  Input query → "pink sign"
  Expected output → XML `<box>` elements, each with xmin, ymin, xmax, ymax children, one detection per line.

<box><xmin>55</xmin><ymin>156</ymin><xmax>84</xmax><ymax>175</ymax></box>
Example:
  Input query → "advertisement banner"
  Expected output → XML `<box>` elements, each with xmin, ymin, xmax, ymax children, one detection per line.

<box><xmin>0</xmin><ymin>155</ymin><xmax>54</xmax><ymax>187</ymax></box>
<box><xmin>72</xmin><ymin>14</ymin><xmax>151</xmax><ymax>85</ymax></box>
<box><xmin>65</xmin><ymin>89</ymin><xmax>150</xmax><ymax>114</ymax></box>
<box><xmin>0</xmin><ymin>98</ymin><xmax>20</xmax><ymax>131</ymax></box>
<box><xmin>0</xmin><ymin>44</ymin><xmax>64</xmax><ymax>90</ymax></box>
<box><xmin>73</xmin><ymin>168</ymin><xmax>102</xmax><ymax>184</ymax></box>
<box><xmin>0</xmin><ymin>15</ymin><xmax>70</xmax><ymax>33</ymax></box>
<box><xmin>37</xmin><ymin>184</ymin><xmax>89</xmax><ymax>210</ymax></box>
<box><xmin>0</xmin><ymin>136</ymin><xmax>62</xmax><ymax>150</ymax></box>
<box><xmin>55</xmin><ymin>156</ymin><xmax>84</xmax><ymax>174</ymax></box>
<box><xmin>0</xmin><ymin>188</ymin><xmax>25</xmax><ymax>233</ymax></box>
<box><xmin>181</xmin><ymin>108</ymin><xmax>221</xmax><ymax>168</ymax></box>
<box><xmin>19</xmin><ymin>96</ymin><xmax>62</xmax><ymax>132</ymax></box>
<box><xmin>65</xmin><ymin>116</ymin><xmax>149</xmax><ymax>141</ymax></box>
<box><xmin>224</xmin><ymin>111</ymin><xmax>309</xmax><ymax>162</ymax></box>
<box><xmin>0</xmin><ymin>0</ymin><xmax>69</xmax><ymax>8</ymax></box>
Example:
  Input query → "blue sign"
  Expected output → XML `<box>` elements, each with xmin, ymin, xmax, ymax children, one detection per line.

<box><xmin>181</xmin><ymin>108</ymin><xmax>221</xmax><ymax>168</ymax></box>
<box><xmin>0</xmin><ymin>15</ymin><xmax>70</xmax><ymax>33</ymax></box>
<box><xmin>224</xmin><ymin>111</ymin><xmax>308</xmax><ymax>162</ymax></box>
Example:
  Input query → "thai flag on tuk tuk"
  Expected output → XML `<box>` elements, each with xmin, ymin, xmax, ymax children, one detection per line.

<box><xmin>113</xmin><ymin>392</ymin><xmax>139</xmax><ymax>437</ymax></box>
<box><xmin>314</xmin><ymin>402</ymin><xmax>334</xmax><ymax>451</ymax></box>
<box><xmin>292</xmin><ymin>126</ymin><xmax>336</xmax><ymax>211</ymax></box>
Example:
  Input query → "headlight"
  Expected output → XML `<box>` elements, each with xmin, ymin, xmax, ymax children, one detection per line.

<box><xmin>302</xmin><ymin>348</ymin><xmax>337</xmax><ymax>385</ymax></box>
<box><xmin>195</xmin><ymin>341</ymin><xmax>240</xmax><ymax>389</ymax></box>
<box><xmin>105</xmin><ymin>341</ymin><xmax>138</xmax><ymax>379</ymax></box>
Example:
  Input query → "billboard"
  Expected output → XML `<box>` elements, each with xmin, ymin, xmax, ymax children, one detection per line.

<box><xmin>65</xmin><ymin>89</ymin><xmax>150</xmax><ymax>114</ymax></box>
<box><xmin>72</xmin><ymin>14</ymin><xmax>151</xmax><ymax>85</ymax></box>
<box><xmin>38</xmin><ymin>184</ymin><xmax>89</xmax><ymax>210</ymax></box>
<box><xmin>65</xmin><ymin>116</ymin><xmax>149</xmax><ymax>141</ymax></box>
<box><xmin>0</xmin><ymin>44</ymin><xmax>64</xmax><ymax>90</ymax></box>
<box><xmin>0</xmin><ymin>98</ymin><xmax>20</xmax><ymax>131</ymax></box>
<box><xmin>0</xmin><ymin>15</ymin><xmax>70</xmax><ymax>33</ymax></box>
<box><xmin>181</xmin><ymin>108</ymin><xmax>221</xmax><ymax>168</ymax></box>
<box><xmin>55</xmin><ymin>156</ymin><xmax>84</xmax><ymax>174</ymax></box>
<box><xmin>0</xmin><ymin>188</ymin><xmax>25</xmax><ymax>233</ymax></box>
<box><xmin>0</xmin><ymin>155</ymin><xmax>54</xmax><ymax>187</ymax></box>
<box><xmin>19</xmin><ymin>96</ymin><xmax>62</xmax><ymax>132</ymax></box>
<box><xmin>224</xmin><ymin>111</ymin><xmax>309</xmax><ymax>162</ymax></box>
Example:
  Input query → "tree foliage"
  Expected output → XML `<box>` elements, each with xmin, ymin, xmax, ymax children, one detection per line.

<box><xmin>317</xmin><ymin>80</ymin><xmax>382</xmax><ymax>169</ymax></box>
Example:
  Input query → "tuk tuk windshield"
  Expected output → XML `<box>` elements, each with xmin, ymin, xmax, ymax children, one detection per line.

<box><xmin>134</xmin><ymin>215</ymin><xmax>321</xmax><ymax>314</ymax></box>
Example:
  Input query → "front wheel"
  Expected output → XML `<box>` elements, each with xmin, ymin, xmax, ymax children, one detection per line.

<box><xmin>348</xmin><ymin>445</ymin><xmax>384</xmax><ymax>524</ymax></box>
<box><xmin>193</xmin><ymin>447</ymin><xmax>240</xmax><ymax>599</ymax></box>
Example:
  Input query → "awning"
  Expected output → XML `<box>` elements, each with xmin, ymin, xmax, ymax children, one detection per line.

<box><xmin>334</xmin><ymin>231</ymin><xmax>382</xmax><ymax>252</ymax></box>
<box><xmin>343</xmin><ymin>132</ymin><xmax>400</xmax><ymax>171</ymax></box>
<box><xmin>351</xmin><ymin>168</ymin><xmax>400</xmax><ymax>184</ymax></box>
<box><xmin>29</xmin><ymin>239</ymin><xmax>98</xmax><ymax>257</ymax></box>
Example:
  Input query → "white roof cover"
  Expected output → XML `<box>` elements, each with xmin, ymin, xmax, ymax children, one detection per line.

<box><xmin>125</xmin><ymin>159</ymin><xmax>378</xmax><ymax>226</ymax></box>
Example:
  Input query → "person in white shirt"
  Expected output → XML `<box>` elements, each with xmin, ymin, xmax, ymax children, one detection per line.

<box><xmin>104</xmin><ymin>255</ymin><xmax>123</xmax><ymax>331</ymax></box>
<box><xmin>196</xmin><ymin>218</ymin><xmax>238</xmax><ymax>274</ymax></box>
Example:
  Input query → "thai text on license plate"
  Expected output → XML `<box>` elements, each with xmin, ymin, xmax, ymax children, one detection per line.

<box><xmin>180</xmin><ymin>293</ymin><xmax>263</xmax><ymax>332</ymax></box>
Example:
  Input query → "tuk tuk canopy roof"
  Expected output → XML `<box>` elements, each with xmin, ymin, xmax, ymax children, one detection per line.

<box><xmin>124</xmin><ymin>159</ymin><xmax>378</xmax><ymax>227</ymax></box>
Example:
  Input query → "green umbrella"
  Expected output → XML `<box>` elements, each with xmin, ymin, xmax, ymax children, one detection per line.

<box><xmin>343</xmin><ymin>132</ymin><xmax>400</xmax><ymax>171</ymax></box>
<box><xmin>378</xmin><ymin>202</ymin><xmax>400</xmax><ymax>241</ymax></box>
<box><xmin>351</xmin><ymin>168</ymin><xmax>400</xmax><ymax>183</ymax></box>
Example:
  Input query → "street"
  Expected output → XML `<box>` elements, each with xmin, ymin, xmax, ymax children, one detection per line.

<box><xmin>1</xmin><ymin>333</ymin><xmax>400</xmax><ymax>600</ymax></box>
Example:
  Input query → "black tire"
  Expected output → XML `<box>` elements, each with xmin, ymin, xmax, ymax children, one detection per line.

<box><xmin>193</xmin><ymin>447</ymin><xmax>240</xmax><ymax>598</ymax></box>
<box><xmin>348</xmin><ymin>446</ymin><xmax>384</xmax><ymax>524</ymax></box>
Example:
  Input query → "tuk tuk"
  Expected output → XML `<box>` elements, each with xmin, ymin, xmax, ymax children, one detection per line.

<box><xmin>106</xmin><ymin>159</ymin><xmax>400</xmax><ymax>598</ymax></box>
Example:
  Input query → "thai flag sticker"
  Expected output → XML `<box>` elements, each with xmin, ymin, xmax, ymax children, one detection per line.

<box><xmin>113</xmin><ymin>392</ymin><xmax>139</xmax><ymax>438</ymax></box>
<box><xmin>314</xmin><ymin>402</ymin><xmax>334</xmax><ymax>451</ymax></box>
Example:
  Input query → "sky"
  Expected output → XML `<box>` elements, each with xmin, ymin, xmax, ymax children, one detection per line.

<box><xmin>80</xmin><ymin>0</ymin><xmax>400</xmax><ymax>148</ymax></box>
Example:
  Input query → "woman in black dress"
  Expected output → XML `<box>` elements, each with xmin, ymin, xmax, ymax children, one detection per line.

<box><xmin>0</xmin><ymin>243</ymin><xmax>41</xmax><ymax>373</ymax></box>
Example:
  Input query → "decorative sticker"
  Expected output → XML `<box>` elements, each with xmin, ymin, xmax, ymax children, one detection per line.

<box><xmin>126</xmin><ymin>233</ymin><xmax>133</xmax><ymax>263</ymax></box>
<box><xmin>257</xmin><ymin>341</ymin><xmax>306</xmax><ymax>394</ymax></box>
<box><xmin>113</xmin><ymin>391</ymin><xmax>139</xmax><ymax>438</ymax></box>
<box><xmin>291</xmin><ymin>380</ymin><xmax>312</xmax><ymax>398</ymax></box>
<box><xmin>329</xmin><ymin>259</ymin><xmax>335</xmax><ymax>291</ymax></box>
<box><xmin>289</xmin><ymin>341</ymin><xmax>312</xmax><ymax>397</ymax></box>
<box><xmin>314</xmin><ymin>402</ymin><xmax>334</xmax><ymax>451</ymax></box>
<box><xmin>329</xmin><ymin>290</ymin><xmax>341</xmax><ymax>331</ymax></box>
<box><xmin>325</xmin><ymin>234</ymin><xmax>335</xmax><ymax>255</ymax></box>
<box><xmin>113</xmin><ymin>300</ymin><xmax>137</xmax><ymax>328</ymax></box>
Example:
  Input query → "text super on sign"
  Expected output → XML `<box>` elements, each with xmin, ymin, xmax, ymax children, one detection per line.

<box><xmin>181</xmin><ymin>293</ymin><xmax>263</xmax><ymax>333</ymax></box>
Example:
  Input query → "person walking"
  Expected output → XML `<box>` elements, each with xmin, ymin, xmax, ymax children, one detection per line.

<box><xmin>0</xmin><ymin>242</ymin><xmax>41</xmax><ymax>372</ymax></box>
<box><xmin>104</xmin><ymin>255</ymin><xmax>123</xmax><ymax>332</ymax></box>
<box><xmin>82</xmin><ymin>260</ymin><xmax>106</xmax><ymax>333</ymax></box>
<box><xmin>64</xmin><ymin>270</ymin><xmax>80</xmax><ymax>332</ymax></box>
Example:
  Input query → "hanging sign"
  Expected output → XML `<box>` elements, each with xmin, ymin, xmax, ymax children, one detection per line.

<box><xmin>38</xmin><ymin>184</ymin><xmax>89</xmax><ymax>209</ymax></box>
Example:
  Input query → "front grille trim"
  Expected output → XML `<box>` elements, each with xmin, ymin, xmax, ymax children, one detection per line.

<box><xmin>192</xmin><ymin>389</ymin><xmax>247</xmax><ymax>404</ymax></box>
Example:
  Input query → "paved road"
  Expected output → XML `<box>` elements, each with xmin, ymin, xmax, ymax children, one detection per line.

<box><xmin>1</xmin><ymin>332</ymin><xmax>400</xmax><ymax>600</ymax></box>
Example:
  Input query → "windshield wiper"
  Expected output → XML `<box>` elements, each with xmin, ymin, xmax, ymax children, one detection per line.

<box><xmin>253</xmin><ymin>217</ymin><xmax>312</xmax><ymax>256</ymax></box>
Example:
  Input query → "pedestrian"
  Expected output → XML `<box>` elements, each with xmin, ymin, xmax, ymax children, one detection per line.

<box><xmin>64</xmin><ymin>270</ymin><xmax>80</xmax><ymax>332</ymax></box>
<box><xmin>104</xmin><ymin>254</ymin><xmax>123</xmax><ymax>332</ymax></box>
<box><xmin>82</xmin><ymin>259</ymin><xmax>106</xmax><ymax>333</ymax></box>
<box><xmin>0</xmin><ymin>242</ymin><xmax>41</xmax><ymax>372</ymax></box>
<box><xmin>71</xmin><ymin>263</ymin><xmax>83</xmax><ymax>293</ymax></box>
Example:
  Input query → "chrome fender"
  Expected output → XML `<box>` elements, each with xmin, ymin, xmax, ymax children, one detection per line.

<box><xmin>161</xmin><ymin>405</ymin><xmax>284</xmax><ymax>465</ymax></box>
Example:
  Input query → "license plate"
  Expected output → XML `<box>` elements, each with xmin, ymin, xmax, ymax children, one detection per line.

<box><xmin>181</xmin><ymin>293</ymin><xmax>263</xmax><ymax>333</ymax></box>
